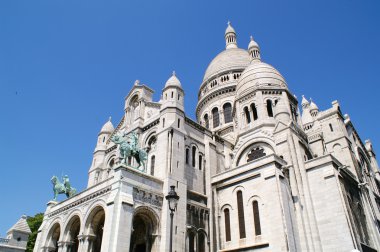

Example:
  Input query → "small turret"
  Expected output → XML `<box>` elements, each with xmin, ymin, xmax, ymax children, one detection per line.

<box><xmin>248</xmin><ymin>36</ymin><xmax>261</xmax><ymax>61</ymax></box>
<box><xmin>225</xmin><ymin>21</ymin><xmax>238</xmax><ymax>49</ymax></box>
<box><xmin>309</xmin><ymin>98</ymin><xmax>319</xmax><ymax>117</ymax></box>
<box><xmin>161</xmin><ymin>71</ymin><xmax>185</xmax><ymax>112</ymax></box>
<box><xmin>96</xmin><ymin>117</ymin><xmax>114</xmax><ymax>151</ymax></box>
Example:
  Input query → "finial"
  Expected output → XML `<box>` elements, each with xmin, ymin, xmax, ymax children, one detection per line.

<box><xmin>108</xmin><ymin>116</ymin><xmax>112</xmax><ymax>122</ymax></box>
<box><xmin>250</xmin><ymin>35</ymin><xmax>254</xmax><ymax>41</ymax></box>
<box><xmin>134</xmin><ymin>80</ymin><xmax>140</xmax><ymax>86</ymax></box>
<box><xmin>172</xmin><ymin>70</ymin><xmax>176</xmax><ymax>76</ymax></box>
<box><xmin>227</xmin><ymin>20</ymin><xmax>231</xmax><ymax>26</ymax></box>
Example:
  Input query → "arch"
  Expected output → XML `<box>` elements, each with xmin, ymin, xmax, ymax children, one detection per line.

<box><xmin>236</xmin><ymin>190</ymin><xmax>246</xmax><ymax>239</ymax></box>
<box><xmin>234</xmin><ymin>138</ymin><xmax>276</xmax><ymax>167</ymax></box>
<box><xmin>203</xmin><ymin>113</ymin><xmax>209</xmax><ymax>129</ymax></box>
<box><xmin>266</xmin><ymin>100</ymin><xmax>273</xmax><ymax>117</ymax></box>
<box><xmin>45</xmin><ymin>221</ymin><xmax>61</xmax><ymax>252</ymax></box>
<box><xmin>84</xmin><ymin>204</ymin><xmax>106</xmax><ymax>252</ymax></box>
<box><xmin>130</xmin><ymin>206</ymin><xmax>160</xmax><ymax>252</ymax></box>
<box><xmin>244</xmin><ymin>107</ymin><xmax>251</xmax><ymax>124</ymax></box>
<box><xmin>192</xmin><ymin>146</ymin><xmax>197</xmax><ymax>168</ymax></box>
<box><xmin>223</xmin><ymin>208</ymin><xmax>231</xmax><ymax>242</ymax></box>
<box><xmin>251</xmin><ymin>103</ymin><xmax>258</xmax><ymax>121</ymax></box>
<box><xmin>223</xmin><ymin>103</ymin><xmax>233</xmax><ymax>123</ymax></box>
<box><xmin>63</xmin><ymin>215</ymin><xmax>81</xmax><ymax>252</ymax></box>
<box><xmin>212</xmin><ymin>107</ymin><xmax>220</xmax><ymax>128</ymax></box>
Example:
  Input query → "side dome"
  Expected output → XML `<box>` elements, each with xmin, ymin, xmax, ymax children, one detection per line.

<box><xmin>236</xmin><ymin>61</ymin><xmax>287</xmax><ymax>99</ymax></box>
<box><xmin>202</xmin><ymin>48</ymin><xmax>250</xmax><ymax>82</ymax></box>
<box><xmin>100</xmin><ymin>118</ymin><xmax>114</xmax><ymax>134</ymax></box>
<box><xmin>165</xmin><ymin>71</ymin><xmax>182</xmax><ymax>89</ymax></box>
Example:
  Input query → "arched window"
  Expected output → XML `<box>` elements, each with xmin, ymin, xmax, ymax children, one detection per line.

<box><xmin>237</xmin><ymin>191</ymin><xmax>246</xmax><ymax>238</ymax></box>
<box><xmin>186</xmin><ymin>148</ymin><xmax>189</xmax><ymax>164</ymax></box>
<box><xmin>188</xmin><ymin>232</ymin><xmax>195</xmax><ymax>252</ymax></box>
<box><xmin>150</xmin><ymin>156</ymin><xmax>155</xmax><ymax>176</ymax></box>
<box><xmin>204</xmin><ymin>114</ymin><xmax>209</xmax><ymax>129</ymax></box>
<box><xmin>199</xmin><ymin>155</ymin><xmax>202</xmax><ymax>170</ymax></box>
<box><xmin>251</xmin><ymin>103</ymin><xmax>258</xmax><ymax>120</ymax></box>
<box><xmin>266</xmin><ymin>100</ymin><xmax>273</xmax><ymax>117</ymax></box>
<box><xmin>212</xmin><ymin>108</ymin><xmax>219</xmax><ymax>128</ymax></box>
<box><xmin>192</xmin><ymin>146</ymin><xmax>196</xmax><ymax>167</ymax></box>
<box><xmin>223</xmin><ymin>103</ymin><xmax>232</xmax><ymax>123</ymax></box>
<box><xmin>252</xmin><ymin>201</ymin><xmax>261</xmax><ymax>235</ymax></box>
<box><xmin>244</xmin><ymin>107</ymin><xmax>251</xmax><ymax>124</ymax></box>
<box><xmin>198</xmin><ymin>232</ymin><xmax>206</xmax><ymax>252</ymax></box>
<box><xmin>224</xmin><ymin>209</ymin><xmax>231</xmax><ymax>242</ymax></box>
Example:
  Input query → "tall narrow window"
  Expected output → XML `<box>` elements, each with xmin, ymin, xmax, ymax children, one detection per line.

<box><xmin>192</xmin><ymin>146</ymin><xmax>196</xmax><ymax>167</ymax></box>
<box><xmin>204</xmin><ymin>114</ymin><xmax>209</xmax><ymax>129</ymax></box>
<box><xmin>198</xmin><ymin>232</ymin><xmax>206</xmax><ymax>252</ymax></box>
<box><xmin>150</xmin><ymin>156</ymin><xmax>155</xmax><ymax>176</ymax></box>
<box><xmin>223</xmin><ymin>103</ymin><xmax>232</xmax><ymax>123</ymax></box>
<box><xmin>162</xmin><ymin>118</ymin><xmax>165</xmax><ymax>128</ymax></box>
<box><xmin>244</xmin><ymin>107</ymin><xmax>251</xmax><ymax>124</ymax></box>
<box><xmin>329</xmin><ymin>123</ymin><xmax>334</xmax><ymax>132</ymax></box>
<box><xmin>199</xmin><ymin>155</ymin><xmax>202</xmax><ymax>170</ymax></box>
<box><xmin>266</xmin><ymin>100</ymin><xmax>273</xmax><ymax>117</ymax></box>
<box><xmin>189</xmin><ymin>232</ymin><xmax>195</xmax><ymax>252</ymax></box>
<box><xmin>224</xmin><ymin>209</ymin><xmax>231</xmax><ymax>242</ymax></box>
<box><xmin>178</xmin><ymin>119</ymin><xmax>181</xmax><ymax>128</ymax></box>
<box><xmin>212</xmin><ymin>108</ymin><xmax>219</xmax><ymax>128</ymax></box>
<box><xmin>252</xmin><ymin>201</ymin><xmax>261</xmax><ymax>235</ymax></box>
<box><xmin>186</xmin><ymin>148</ymin><xmax>189</xmax><ymax>164</ymax></box>
<box><xmin>251</xmin><ymin>103</ymin><xmax>258</xmax><ymax>120</ymax></box>
<box><xmin>237</xmin><ymin>191</ymin><xmax>246</xmax><ymax>238</ymax></box>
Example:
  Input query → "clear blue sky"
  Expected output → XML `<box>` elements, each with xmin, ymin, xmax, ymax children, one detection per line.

<box><xmin>0</xmin><ymin>0</ymin><xmax>379</xmax><ymax>235</ymax></box>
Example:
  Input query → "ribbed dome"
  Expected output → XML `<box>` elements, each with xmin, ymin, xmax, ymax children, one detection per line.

<box><xmin>236</xmin><ymin>61</ymin><xmax>287</xmax><ymax>98</ymax></box>
<box><xmin>100</xmin><ymin>118</ymin><xmax>114</xmax><ymax>134</ymax></box>
<box><xmin>203</xmin><ymin>48</ymin><xmax>250</xmax><ymax>82</ymax></box>
<box><xmin>165</xmin><ymin>71</ymin><xmax>182</xmax><ymax>89</ymax></box>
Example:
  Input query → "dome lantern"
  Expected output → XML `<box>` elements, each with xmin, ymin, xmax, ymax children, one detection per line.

<box><xmin>225</xmin><ymin>21</ymin><xmax>238</xmax><ymax>49</ymax></box>
<box><xmin>248</xmin><ymin>36</ymin><xmax>261</xmax><ymax>61</ymax></box>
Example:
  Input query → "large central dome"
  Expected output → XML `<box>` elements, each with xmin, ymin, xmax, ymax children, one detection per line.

<box><xmin>202</xmin><ymin>48</ymin><xmax>250</xmax><ymax>82</ymax></box>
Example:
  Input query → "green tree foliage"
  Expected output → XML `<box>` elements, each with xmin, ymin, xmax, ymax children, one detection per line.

<box><xmin>26</xmin><ymin>213</ymin><xmax>44</xmax><ymax>252</ymax></box>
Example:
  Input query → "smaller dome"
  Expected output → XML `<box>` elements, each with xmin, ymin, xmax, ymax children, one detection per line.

<box><xmin>165</xmin><ymin>71</ymin><xmax>182</xmax><ymax>89</ymax></box>
<box><xmin>236</xmin><ymin>61</ymin><xmax>287</xmax><ymax>98</ymax></box>
<box><xmin>225</xmin><ymin>21</ymin><xmax>236</xmax><ymax>35</ymax></box>
<box><xmin>100</xmin><ymin>117</ymin><xmax>114</xmax><ymax>134</ymax></box>
<box><xmin>248</xmin><ymin>36</ymin><xmax>259</xmax><ymax>49</ymax></box>
<box><xmin>301</xmin><ymin>95</ymin><xmax>309</xmax><ymax>108</ymax></box>
<box><xmin>309</xmin><ymin>100</ymin><xmax>319</xmax><ymax>112</ymax></box>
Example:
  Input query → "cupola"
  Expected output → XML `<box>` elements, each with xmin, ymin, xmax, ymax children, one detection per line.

<box><xmin>248</xmin><ymin>36</ymin><xmax>260</xmax><ymax>61</ymax></box>
<box><xmin>309</xmin><ymin>99</ymin><xmax>319</xmax><ymax>117</ymax></box>
<box><xmin>225</xmin><ymin>21</ymin><xmax>237</xmax><ymax>49</ymax></box>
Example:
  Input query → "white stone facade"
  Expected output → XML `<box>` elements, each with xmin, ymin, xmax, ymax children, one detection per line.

<box><xmin>33</xmin><ymin>23</ymin><xmax>380</xmax><ymax>252</ymax></box>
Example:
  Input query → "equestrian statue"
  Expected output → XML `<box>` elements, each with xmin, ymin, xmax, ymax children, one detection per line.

<box><xmin>110</xmin><ymin>130</ymin><xmax>148</xmax><ymax>172</ymax></box>
<box><xmin>51</xmin><ymin>175</ymin><xmax>77</xmax><ymax>201</ymax></box>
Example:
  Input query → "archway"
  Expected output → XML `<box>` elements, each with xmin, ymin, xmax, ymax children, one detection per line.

<box><xmin>65</xmin><ymin>215</ymin><xmax>80</xmax><ymax>252</ymax></box>
<box><xmin>130</xmin><ymin>207</ymin><xmax>158</xmax><ymax>252</ymax></box>
<box><xmin>86</xmin><ymin>206</ymin><xmax>105</xmax><ymax>252</ymax></box>
<box><xmin>45</xmin><ymin>223</ymin><xmax>61</xmax><ymax>252</ymax></box>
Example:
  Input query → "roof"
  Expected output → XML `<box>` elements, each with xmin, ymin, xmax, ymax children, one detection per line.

<box><xmin>203</xmin><ymin>48</ymin><xmax>250</xmax><ymax>82</ymax></box>
<box><xmin>7</xmin><ymin>215</ymin><xmax>31</xmax><ymax>234</ymax></box>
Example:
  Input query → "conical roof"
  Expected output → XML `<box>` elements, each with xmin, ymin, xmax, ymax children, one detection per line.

<box><xmin>7</xmin><ymin>215</ymin><xmax>31</xmax><ymax>234</ymax></box>
<box><xmin>164</xmin><ymin>71</ymin><xmax>182</xmax><ymax>89</ymax></box>
<box><xmin>100</xmin><ymin>117</ymin><xmax>114</xmax><ymax>134</ymax></box>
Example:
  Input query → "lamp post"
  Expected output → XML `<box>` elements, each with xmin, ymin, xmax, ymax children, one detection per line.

<box><xmin>165</xmin><ymin>185</ymin><xmax>179</xmax><ymax>252</ymax></box>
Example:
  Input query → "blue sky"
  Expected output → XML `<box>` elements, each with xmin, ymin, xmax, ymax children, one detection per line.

<box><xmin>0</xmin><ymin>0</ymin><xmax>379</xmax><ymax>235</ymax></box>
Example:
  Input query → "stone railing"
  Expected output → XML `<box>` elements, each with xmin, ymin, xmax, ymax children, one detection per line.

<box><xmin>0</xmin><ymin>238</ymin><xmax>10</xmax><ymax>244</ymax></box>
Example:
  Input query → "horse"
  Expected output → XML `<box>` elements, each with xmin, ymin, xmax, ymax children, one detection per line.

<box><xmin>111</xmin><ymin>132</ymin><xmax>148</xmax><ymax>171</ymax></box>
<box><xmin>51</xmin><ymin>175</ymin><xmax>76</xmax><ymax>201</ymax></box>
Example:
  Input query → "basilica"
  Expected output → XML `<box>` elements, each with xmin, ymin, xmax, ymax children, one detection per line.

<box><xmin>33</xmin><ymin>23</ymin><xmax>380</xmax><ymax>252</ymax></box>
